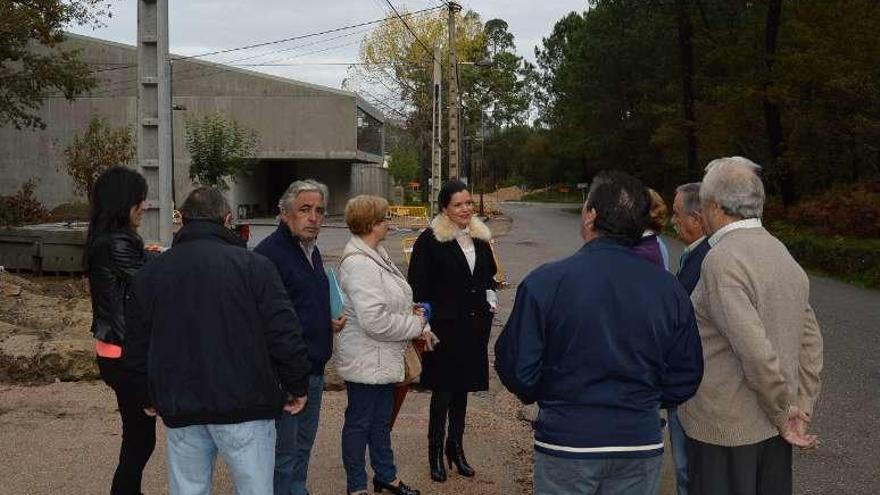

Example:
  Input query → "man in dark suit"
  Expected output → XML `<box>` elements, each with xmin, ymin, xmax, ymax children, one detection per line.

<box><xmin>673</xmin><ymin>183</ymin><xmax>710</xmax><ymax>295</ymax></box>
<box><xmin>667</xmin><ymin>182</ymin><xmax>711</xmax><ymax>495</ymax></box>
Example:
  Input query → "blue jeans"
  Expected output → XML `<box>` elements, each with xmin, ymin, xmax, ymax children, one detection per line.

<box><xmin>341</xmin><ymin>382</ymin><xmax>397</xmax><ymax>493</ymax></box>
<box><xmin>275</xmin><ymin>374</ymin><xmax>325</xmax><ymax>495</ymax></box>
<box><xmin>668</xmin><ymin>407</ymin><xmax>689</xmax><ymax>495</ymax></box>
<box><xmin>165</xmin><ymin>419</ymin><xmax>275</xmax><ymax>495</ymax></box>
<box><xmin>534</xmin><ymin>450</ymin><xmax>663</xmax><ymax>495</ymax></box>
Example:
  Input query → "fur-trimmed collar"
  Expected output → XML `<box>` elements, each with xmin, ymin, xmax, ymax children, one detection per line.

<box><xmin>430</xmin><ymin>214</ymin><xmax>492</xmax><ymax>243</ymax></box>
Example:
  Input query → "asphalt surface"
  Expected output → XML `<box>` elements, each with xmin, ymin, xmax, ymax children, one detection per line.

<box><xmin>495</xmin><ymin>202</ymin><xmax>880</xmax><ymax>495</ymax></box>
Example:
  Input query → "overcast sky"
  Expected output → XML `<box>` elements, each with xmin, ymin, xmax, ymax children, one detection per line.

<box><xmin>67</xmin><ymin>0</ymin><xmax>587</xmax><ymax>90</ymax></box>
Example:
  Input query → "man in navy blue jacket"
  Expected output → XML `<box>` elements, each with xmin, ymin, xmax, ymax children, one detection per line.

<box><xmin>495</xmin><ymin>171</ymin><xmax>704</xmax><ymax>495</ymax></box>
<box><xmin>672</xmin><ymin>183</ymin><xmax>710</xmax><ymax>295</ymax></box>
<box><xmin>126</xmin><ymin>187</ymin><xmax>311</xmax><ymax>494</ymax></box>
<box><xmin>254</xmin><ymin>179</ymin><xmax>347</xmax><ymax>495</ymax></box>
<box><xmin>667</xmin><ymin>182</ymin><xmax>711</xmax><ymax>495</ymax></box>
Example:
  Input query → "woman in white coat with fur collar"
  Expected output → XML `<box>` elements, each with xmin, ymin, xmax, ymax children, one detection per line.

<box><xmin>335</xmin><ymin>195</ymin><xmax>436</xmax><ymax>495</ymax></box>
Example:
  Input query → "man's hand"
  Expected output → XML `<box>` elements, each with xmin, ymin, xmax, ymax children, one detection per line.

<box><xmin>283</xmin><ymin>396</ymin><xmax>308</xmax><ymax>415</ymax></box>
<box><xmin>143</xmin><ymin>407</ymin><xmax>157</xmax><ymax>417</ymax></box>
<box><xmin>781</xmin><ymin>405</ymin><xmax>818</xmax><ymax>449</ymax></box>
<box><xmin>331</xmin><ymin>315</ymin><xmax>348</xmax><ymax>334</ymax></box>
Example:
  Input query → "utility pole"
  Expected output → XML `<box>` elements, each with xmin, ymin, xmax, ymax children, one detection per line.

<box><xmin>430</xmin><ymin>45</ymin><xmax>443</xmax><ymax>216</ymax></box>
<box><xmin>137</xmin><ymin>0</ymin><xmax>173</xmax><ymax>245</ymax></box>
<box><xmin>446</xmin><ymin>1</ymin><xmax>461</xmax><ymax>180</ymax></box>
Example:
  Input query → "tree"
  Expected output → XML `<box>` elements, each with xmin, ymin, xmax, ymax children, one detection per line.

<box><xmin>463</xmin><ymin>19</ymin><xmax>531</xmax><ymax>129</ymax></box>
<box><xmin>519</xmin><ymin>0</ymin><xmax>879</xmax><ymax>200</ymax></box>
<box><xmin>0</xmin><ymin>1</ymin><xmax>112</xmax><ymax>130</ymax></box>
<box><xmin>185</xmin><ymin>113</ymin><xmax>259</xmax><ymax>190</ymax></box>
<box><xmin>63</xmin><ymin>115</ymin><xmax>135</xmax><ymax>198</ymax></box>
<box><xmin>386</xmin><ymin>123</ymin><xmax>420</xmax><ymax>186</ymax></box>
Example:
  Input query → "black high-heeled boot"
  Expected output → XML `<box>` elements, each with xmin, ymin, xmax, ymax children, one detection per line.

<box><xmin>446</xmin><ymin>392</ymin><xmax>475</xmax><ymax>477</ymax></box>
<box><xmin>429</xmin><ymin>442</ymin><xmax>447</xmax><ymax>482</ymax></box>
<box><xmin>445</xmin><ymin>438</ymin><xmax>475</xmax><ymax>477</ymax></box>
<box><xmin>428</xmin><ymin>393</ymin><xmax>449</xmax><ymax>482</ymax></box>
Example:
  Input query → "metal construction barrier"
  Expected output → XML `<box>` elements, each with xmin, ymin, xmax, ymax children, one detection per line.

<box><xmin>388</xmin><ymin>205</ymin><xmax>429</xmax><ymax>230</ymax></box>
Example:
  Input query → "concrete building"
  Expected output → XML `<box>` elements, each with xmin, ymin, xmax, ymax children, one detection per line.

<box><xmin>0</xmin><ymin>33</ymin><xmax>388</xmax><ymax>217</ymax></box>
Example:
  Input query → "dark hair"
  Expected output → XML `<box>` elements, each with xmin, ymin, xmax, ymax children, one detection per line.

<box><xmin>84</xmin><ymin>167</ymin><xmax>148</xmax><ymax>272</ymax></box>
<box><xmin>180</xmin><ymin>186</ymin><xmax>231</xmax><ymax>224</ymax></box>
<box><xmin>438</xmin><ymin>179</ymin><xmax>469</xmax><ymax>211</ymax></box>
<box><xmin>585</xmin><ymin>170</ymin><xmax>651</xmax><ymax>246</ymax></box>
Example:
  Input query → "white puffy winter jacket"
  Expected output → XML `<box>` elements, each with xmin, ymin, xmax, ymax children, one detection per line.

<box><xmin>334</xmin><ymin>235</ymin><xmax>424</xmax><ymax>385</ymax></box>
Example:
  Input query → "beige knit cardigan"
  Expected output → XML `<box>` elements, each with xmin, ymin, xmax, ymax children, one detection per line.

<box><xmin>680</xmin><ymin>227</ymin><xmax>824</xmax><ymax>447</ymax></box>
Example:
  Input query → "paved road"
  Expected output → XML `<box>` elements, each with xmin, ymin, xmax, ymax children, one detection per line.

<box><xmin>495</xmin><ymin>202</ymin><xmax>880</xmax><ymax>495</ymax></box>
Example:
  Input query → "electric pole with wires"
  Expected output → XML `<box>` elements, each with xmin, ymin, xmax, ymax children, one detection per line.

<box><xmin>446</xmin><ymin>1</ymin><xmax>462</xmax><ymax>180</ymax></box>
<box><xmin>431</xmin><ymin>45</ymin><xmax>443</xmax><ymax>216</ymax></box>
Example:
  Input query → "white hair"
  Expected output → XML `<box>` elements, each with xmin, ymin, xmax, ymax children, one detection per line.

<box><xmin>675</xmin><ymin>182</ymin><xmax>702</xmax><ymax>215</ymax></box>
<box><xmin>700</xmin><ymin>156</ymin><xmax>765</xmax><ymax>219</ymax></box>
<box><xmin>278</xmin><ymin>179</ymin><xmax>328</xmax><ymax>213</ymax></box>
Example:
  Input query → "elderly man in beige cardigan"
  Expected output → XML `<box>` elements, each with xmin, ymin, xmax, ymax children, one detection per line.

<box><xmin>680</xmin><ymin>157</ymin><xmax>823</xmax><ymax>495</ymax></box>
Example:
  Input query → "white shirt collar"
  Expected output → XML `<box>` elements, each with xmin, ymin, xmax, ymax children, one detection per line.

<box><xmin>686</xmin><ymin>236</ymin><xmax>706</xmax><ymax>253</ymax></box>
<box><xmin>300</xmin><ymin>239</ymin><xmax>317</xmax><ymax>266</ymax></box>
<box><xmin>708</xmin><ymin>218</ymin><xmax>762</xmax><ymax>247</ymax></box>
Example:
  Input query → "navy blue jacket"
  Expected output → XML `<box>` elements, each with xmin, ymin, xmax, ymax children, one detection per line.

<box><xmin>125</xmin><ymin>220</ymin><xmax>311</xmax><ymax>427</ymax></box>
<box><xmin>495</xmin><ymin>238</ymin><xmax>703</xmax><ymax>459</ymax></box>
<box><xmin>676</xmin><ymin>237</ymin><xmax>710</xmax><ymax>295</ymax></box>
<box><xmin>255</xmin><ymin>224</ymin><xmax>331</xmax><ymax>375</ymax></box>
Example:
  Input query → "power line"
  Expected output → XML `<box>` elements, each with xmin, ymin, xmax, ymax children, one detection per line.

<box><xmin>75</xmin><ymin>8</ymin><xmax>440</xmax><ymax>97</ymax></box>
<box><xmin>87</xmin><ymin>6</ymin><xmax>442</xmax><ymax>74</ymax></box>
<box><xmin>85</xmin><ymin>38</ymin><xmax>367</xmax><ymax>98</ymax></box>
<box><xmin>174</xmin><ymin>5</ymin><xmax>442</xmax><ymax>62</ymax></box>
<box><xmin>383</xmin><ymin>0</ymin><xmax>436</xmax><ymax>61</ymax></box>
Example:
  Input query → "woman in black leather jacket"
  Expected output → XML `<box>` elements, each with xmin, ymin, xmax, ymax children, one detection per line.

<box><xmin>85</xmin><ymin>166</ymin><xmax>154</xmax><ymax>495</ymax></box>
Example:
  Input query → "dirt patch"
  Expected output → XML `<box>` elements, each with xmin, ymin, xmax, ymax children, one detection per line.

<box><xmin>0</xmin><ymin>273</ymin><xmax>96</xmax><ymax>384</ymax></box>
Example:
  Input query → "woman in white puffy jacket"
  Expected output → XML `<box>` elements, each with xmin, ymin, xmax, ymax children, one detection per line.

<box><xmin>335</xmin><ymin>195</ymin><xmax>436</xmax><ymax>495</ymax></box>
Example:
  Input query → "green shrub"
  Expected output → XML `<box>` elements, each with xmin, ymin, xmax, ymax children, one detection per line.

<box><xmin>768</xmin><ymin>183</ymin><xmax>880</xmax><ymax>238</ymax></box>
<box><xmin>0</xmin><ymin>179</ymin><xmax>50</xmax><ymax>226</ymax></box>
<box><xmin>769</xmin><ymin>222</ymin><xmax>880</xmax><ymax>289</ymax></box>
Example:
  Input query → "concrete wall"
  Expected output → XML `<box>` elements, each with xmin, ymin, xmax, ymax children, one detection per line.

<box><xmin>0</xmin><ymin>95</ymin><xmax>138</xmax><ymax>207</ymax></box>
<box><xmin>0</xmin><ymin>33</ymin><xmax>384</xmax><ymax>211</ymax></box>
<box><xmin>351</xmin><ymin>164</ymin><xmax>392</xmax><ymax>200</ymax></box>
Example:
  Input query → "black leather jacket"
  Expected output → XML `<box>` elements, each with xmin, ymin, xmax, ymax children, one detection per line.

<box><xmin>87</xmin><ymin>230</ymin><xmax>147</xmax><ymax>345</ymax></box>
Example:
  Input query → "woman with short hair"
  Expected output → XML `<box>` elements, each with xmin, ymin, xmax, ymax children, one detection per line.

<box><xmin>335</xmin><ymin>195</ymin><xmax>436</xmax><ymax>495</ymax></box>
<box><xmin>84</xmin><ymin>166</ymin><xmax>155</xmax><ymax>495</ymax></box>
<box><xmin>407</xmin><ymin>180</ymin><xmax>498</xmax><ymax>483</ymax></box>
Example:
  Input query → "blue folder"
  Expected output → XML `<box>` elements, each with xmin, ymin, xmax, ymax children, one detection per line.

<box><xmin>325</xmin><ymin>266</ymin><xmax>345</xmax><ymax>319</ymax></box>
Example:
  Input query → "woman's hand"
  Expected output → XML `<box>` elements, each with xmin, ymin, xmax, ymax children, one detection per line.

<box><xmin>419</xmin><ymin>329</ymin><xmax>439</xmax><ymax>351</ymax></box>
<box><xmin>331</xmin><ymin>315</ymin><xmax>348</xmax><ymax>334</ymax></box>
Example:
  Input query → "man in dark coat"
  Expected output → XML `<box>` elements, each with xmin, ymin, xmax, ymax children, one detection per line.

<box><xmin>673</xmin><ymin>183</ymin><xmax>711</xmax><ymax>295</ymax></box>
<box><xmin>125</xmin><ymin>187</ymin><xmax>311</xmax><ymax>494</ymax></box>
<box><xmin>495</xmin><ymin>171</ymin><xmax>704</xmax><ymax>495</ymax></box>
<box><xmin>667</xmin><ymin>182</ymin><xmax>711</xmax><ymax>495</ymax></box>
<box><xmin>254</xmin><ymin>179</ymin><xmax>346</xmax><ymax>495</ymax></box>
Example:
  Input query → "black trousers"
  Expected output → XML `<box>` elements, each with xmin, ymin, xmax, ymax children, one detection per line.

<box><xmin>428</xmin><ymin>391</ymin><xmax>468</xmax><ymax>446</ymax></box>
<box><xmin>686</xmin><ymin>435</ymin><xmax>792</xmax><ymax>495</ymax></box>
<box><xmin>98</xmin><ymin>357</ymin><xmax>156</xmax><ymax>495</ymax></box>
